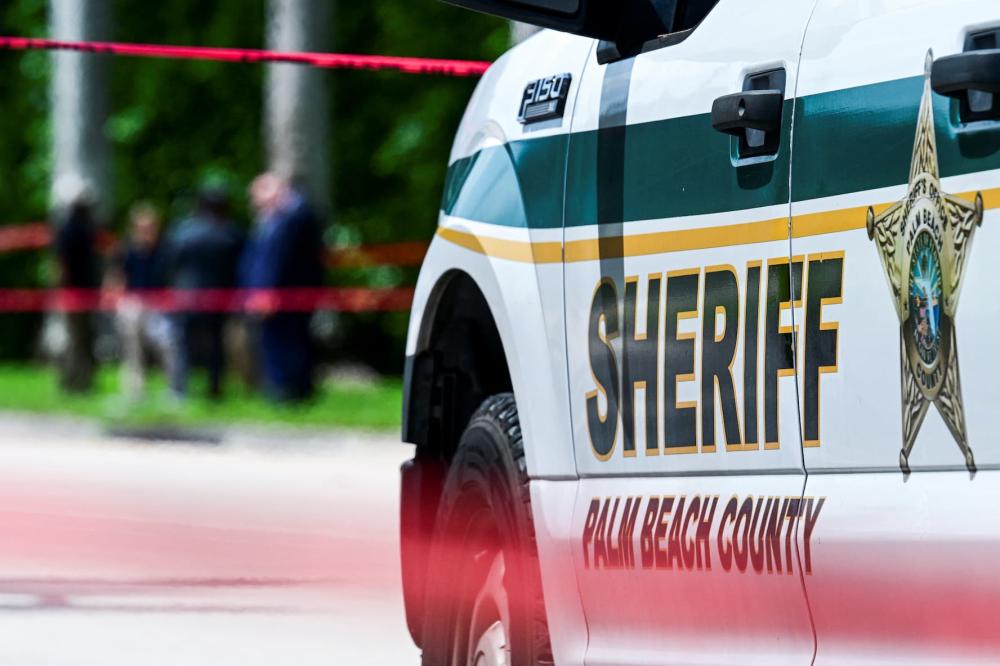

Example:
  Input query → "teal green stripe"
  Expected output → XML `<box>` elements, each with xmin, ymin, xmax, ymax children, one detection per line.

<box><xmin>442</xmin><ymin>76</ymin><xmax>1000</xmax><ymax>229</ymax></box>
<box><xmin>441</xmin><ymin>135</ymin><xmax>567</xmax><ymax>229</ymax></box>
<box><xmin>791</xmin><ymin>76</ymin><xmax>922</xmax><ymax>200</ymax></box>
<box><xmin>567</xmin><ymin>107</ymin><xmax>792</xmax><ymax>226</ymax></box>
<box><xmin>792</xmin><ymin>75</ymin><xmax>1000</xmax><ymax>201</ymax></box>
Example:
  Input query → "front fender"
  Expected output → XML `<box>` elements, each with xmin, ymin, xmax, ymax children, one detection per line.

<box><xmin>404</xmin><ymin>220</ymin><xmax>574</xmax><ymax>480</ymax></box>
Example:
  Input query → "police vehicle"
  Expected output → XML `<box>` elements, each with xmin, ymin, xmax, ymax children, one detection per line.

<box><xmin>399</xmin><ymin>1</ymin><xmax>1000</xmax><ymax>663</ymax></box>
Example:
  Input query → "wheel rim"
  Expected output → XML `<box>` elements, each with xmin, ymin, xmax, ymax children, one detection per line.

<box><xmin>467</xmin><ymin>551</ymin><xmax>510</xmax><ymax>666</ymax></box>
<box><xmin>470</xmin><ymin>620</ymin><xmax>508</xmax><ymax>666</ymax></box>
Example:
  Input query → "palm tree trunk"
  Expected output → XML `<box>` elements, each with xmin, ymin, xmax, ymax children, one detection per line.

<box><xmin>50</xmin><ymin>0</ymin><xmax>111</xmax><ymax>214</ymax></box>
<box><xmin>265</xmin><ymin>0</ymin><xmax>332</xmax><ymax>214</ymax></box>
<box><xmin>49</xmin><ymin>0</ymin><xmax>111</xmax><ymax>393</ymax></box>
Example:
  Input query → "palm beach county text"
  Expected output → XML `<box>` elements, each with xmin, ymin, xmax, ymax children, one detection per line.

<box><xmin>582</xmin><ymin>494</ymin><xmax>825</xmax><ymax>575</ymax></box>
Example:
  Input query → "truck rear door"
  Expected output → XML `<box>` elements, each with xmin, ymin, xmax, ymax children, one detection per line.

<box><xmin>791</xmin><ymin>1</ymin><xmax>1000</xmax><ymax>662</ymax></box>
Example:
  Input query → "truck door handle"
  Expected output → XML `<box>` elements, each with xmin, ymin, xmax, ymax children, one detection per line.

<box><xmin>931</xmin><ymin>49</ymin><xmax>1000</xmax><ymax>98</ymax></box>
<box><xmin>711</xmin><ymin>89</ymin><xmax>784</xmax><ymax>135</ymax></box>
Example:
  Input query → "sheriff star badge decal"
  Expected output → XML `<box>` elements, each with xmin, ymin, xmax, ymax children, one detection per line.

<box><xmin>866</xmin><ymin>51</ymin><xmax>983</xmax><ymax>474</ymax></box>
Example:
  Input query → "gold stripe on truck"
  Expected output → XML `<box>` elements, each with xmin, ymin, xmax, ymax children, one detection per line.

<box><xmin>437</xmin><ymin>187</ymin><xmax>1000</xmax><ymax>264</ymax></box>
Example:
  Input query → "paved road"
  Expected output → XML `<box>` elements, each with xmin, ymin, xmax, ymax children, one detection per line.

<box><xmin>0</xmin><ymin>416</ymin><xmax>420</xmax><ymax>665</ymax></box>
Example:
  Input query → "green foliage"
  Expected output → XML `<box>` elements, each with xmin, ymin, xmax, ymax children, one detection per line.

<box><xmin>332</xmin><ymin>3</ymin><xmax>508</xmax><ymax>244</ymax></box>
<box><xmin>325</xmin><ymin>4</ymin><xmax>508</xmax><ymax>371</ymax></box>
<box><xmin>0</xmin><ymin>2</ymin><xmax>509</xmax><ymax>368</ymax></box>
<box><xmin>0</xmin><ymin>0</ymin><xmax>49</xmax><ymax>220</ymax></box>
<box><xmin>0</xmin><ymin>0</ymin><xmax>48</xmax><ymax>358</ymax></box>
<box><xmin>108</xmin><ymin>0</ymin><xmax>268</xmax><ymax>223</ymax></box>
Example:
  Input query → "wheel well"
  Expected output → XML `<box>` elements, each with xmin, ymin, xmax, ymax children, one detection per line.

<box><xmin>402</xmin><ymin>270</ymin><xmax>513</xmax><ymax>459</ymax></box>
<box><xmin>399</xmin><ymin>270</ymin><xmax>513</xmax><ymax>647</ymax></box>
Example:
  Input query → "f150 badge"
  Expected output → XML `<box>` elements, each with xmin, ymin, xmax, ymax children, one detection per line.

<box><xmin>867</xmin><ymin>51</ymin><xmax>983</xmax><ymax>474</ymax></box>
<box><xmin>518</xmin><ymin>73</ymin><xmax>572</xmax><ymax>125</ymax></box>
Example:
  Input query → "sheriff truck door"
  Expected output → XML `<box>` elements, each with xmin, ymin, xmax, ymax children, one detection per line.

<box><xmin>790</xmin><ymin>0</ymin><xmax>1000</xmax><ymax>662</ymax></box>
<box><xmin>562</xmin><ymin>1</ymin><xmax>822</xmax><ymax>663</ymax></box>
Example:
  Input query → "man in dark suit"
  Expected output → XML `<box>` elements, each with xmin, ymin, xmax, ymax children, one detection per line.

<box><xmin>166</xmin><ymin>186</ymin><xmax>244</xmax><ymax>399</ymax></box>
<box><xmin>247</xmin><ymin>173</ymin><xmax>325</xmax><ymax>402</ymax></box>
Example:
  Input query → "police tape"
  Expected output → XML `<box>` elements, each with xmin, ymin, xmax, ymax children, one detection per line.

<box><xmin>0</xmin><ymin>37</ymin><xmax>491</xmax><ymax>77</ymax></box>
<box><xmin>0</xmin><ymin>223</ymin><xmax>428</xmax><ymax>268</ymax></box>
<box><xmin>0</xmin><ymin>287</ymin><xmax>415</xmax><ymax>313</ymax></box>
<box><xmin>327</xmin><ymin>240</ymin><xmax>428</xmax><ymax>269</ymax></box>
<box><xmin>0</xmin><ymin>223</ymin><xmax>49</xmax><ymax>253</ymax></box>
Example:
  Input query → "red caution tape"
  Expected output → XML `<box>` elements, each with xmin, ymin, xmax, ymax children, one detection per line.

<box><xmin>0</xmin><ymin>223</ymin><xmax>117</xmax><ymax>254</ymax></box>
<box><xmin>0</xmin><ymin>36</ymin><xmax>491</xmax><ymax>77</ymax></box>
<box><xmin>0</xmin><ymin>223</ymin><xmax>49</xmax><ymax>253</ymax></box>
<box><xmin>0</xmin><ymin>287</ymin><xmax>414</xmax><ymax>314</ymax></box>
<box><xmin>327</xmin><ymin>240</ymin><xmax>428</xmax><ymax>268</ymax></box>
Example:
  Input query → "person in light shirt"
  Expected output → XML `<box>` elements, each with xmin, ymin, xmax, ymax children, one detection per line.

<box><xmin>108</xmin><ymin>202</ymin><xmax>179</xmax><ymax>402</ymax></box>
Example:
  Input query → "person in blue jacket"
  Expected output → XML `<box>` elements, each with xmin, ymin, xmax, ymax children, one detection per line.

<box><xmin>246</xmin><ymin>173</ymin><xmax>325</xmax><ymax>402</ymax></box>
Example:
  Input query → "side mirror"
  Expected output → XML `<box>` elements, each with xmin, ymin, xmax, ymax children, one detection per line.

<box><xmin>443</xmin><ymin>0</ymin><xmax>670</xmax><ymax>54</ymax></box>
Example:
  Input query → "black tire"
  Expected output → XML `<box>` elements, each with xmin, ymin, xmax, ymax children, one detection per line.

<box><xmin>420</xmin><ymin>393</ymin><xmax>553</xmax><ymax>666</ymax></box>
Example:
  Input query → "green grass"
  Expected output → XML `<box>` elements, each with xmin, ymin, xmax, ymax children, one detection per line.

<box><xmin>0</xmin><ymin>364</ymin><xmax>402</xmax><ymax>431</ymax></box>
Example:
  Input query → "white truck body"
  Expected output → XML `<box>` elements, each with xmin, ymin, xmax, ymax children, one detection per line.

<box><xmin>404</xmin><ymin>1</ymin><xmax>1000</xmax><ymax>662</ymax></box>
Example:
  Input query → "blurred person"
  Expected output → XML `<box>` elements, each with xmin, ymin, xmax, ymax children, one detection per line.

<box><xmin>166</xmin><ymin>186</ymin><xmax>244</xmax><ymax>400</ymax></box>
<box><xmin>246</xmin><ymin>173</ymin><xmax>325</xmax><ymax>402</ymax></box>
<box><xmin>230</xmin><ymin>209</ymin><xmax>268</xmax><ymax>392</ymax></box>
<box><xmin>51</xmin><ymin>175</ymin><xmax>101</xmax><ymax>394</ymax></box>
<box><xmin>108</xmin><ymin>202</ymin><xmax>179</xmax><ymax>402</ymax></box>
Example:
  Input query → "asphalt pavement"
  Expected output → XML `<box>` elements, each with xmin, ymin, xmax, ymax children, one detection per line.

<box><xmin>0</xmin><ymin>415</ymin><xmax>420</xmax><ymax>665</ymax></box>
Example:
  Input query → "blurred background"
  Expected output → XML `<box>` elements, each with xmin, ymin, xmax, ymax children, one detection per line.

<box><xmin>0</xmin><ymin>2</ymin><xmax>535</xmax><ymax>663</ymax></box>
<box><xmin>0</xmin><ymin>0</ymin><xmax>525</xmax><ymax>431</ymax></box>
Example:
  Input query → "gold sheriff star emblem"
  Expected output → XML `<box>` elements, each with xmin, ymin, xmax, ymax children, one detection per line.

<box><xmin>866</xmin><ymin>52</ymin><xmax>983</xmax><ymax>474</ymax></box>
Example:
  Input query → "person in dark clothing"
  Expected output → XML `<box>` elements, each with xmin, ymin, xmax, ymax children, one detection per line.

<box><xmin>233</xmin><ymin>218</ymin><xmax>265</xmax><ymax>392</ymax></box>
<box><xmin>110</xmin><ymin>203</ymin><xmax>179</xmax><ymax>401</ymax></box>
<box><xmin>166</xmin><ymin>186</ymin><xmax>244</xmax><ymax>399</ymax></box>
<box><xmin>52</xmin><ymin>177</ymin><xmax>101</xmax><ymax>394</ymax></box>
<box><xmin>247</xmin><ymin>173</ymin><xmax>325</xmax><ymax>402</ymax></box>
<box><xmin>119</xmin><ymin>207</ymin><xmax>166</xmax><ymax>291</ymax></box>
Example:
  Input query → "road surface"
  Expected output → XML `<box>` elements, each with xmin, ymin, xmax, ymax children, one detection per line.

<box><xmin>0</xmin><ymin>416</ymin><xmax>420</xmax><ymax>665</ymax></box>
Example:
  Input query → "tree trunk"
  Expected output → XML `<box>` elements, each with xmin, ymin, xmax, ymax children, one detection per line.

<box><xmin>265</xmin><ymin>0</ymin><xmax>332</xmax><ymax>214</ymax></box>
<box><xmin>50</xmin><ymin>0</ymin><xmax>111</xmax><ymax>215</ymax></box>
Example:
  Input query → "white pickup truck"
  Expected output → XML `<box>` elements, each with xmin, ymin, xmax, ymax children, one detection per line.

<box><xmin>399</xmin><ymin>1</ymin><xmax>1000</xmax><ymax>663</ymax></box>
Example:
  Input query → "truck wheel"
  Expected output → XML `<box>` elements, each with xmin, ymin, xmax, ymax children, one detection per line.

<box><xmin>420</xmin><ymin>393</ymin><xmax>553</xmax><ymax>666</ymax></box>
